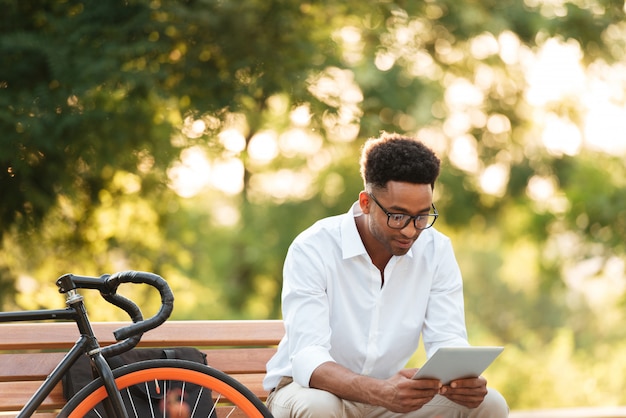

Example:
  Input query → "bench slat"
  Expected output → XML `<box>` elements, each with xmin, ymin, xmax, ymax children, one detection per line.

<box><xmin>206</xmin><ymin>347</ymin><xmax>276</xmax><ymax>374</ymax></box>
<box><xmin>0</xmin><ymin>353</ymin><xmax>66</xmax><ymax>382</ymax></box>
<box><xmin>0</xmin><ymin>320</ymin><xmax>284</xmax><ymax>350</ymax></box>
<box><xmin>0</xmin><ymin>348</ymin><xmax>276</xmax><ymax>382</ymax></box>
<box><xmin>0</xmin><ymin>381</ymin><xmax>63</xmax><ymax>412</ymax></box>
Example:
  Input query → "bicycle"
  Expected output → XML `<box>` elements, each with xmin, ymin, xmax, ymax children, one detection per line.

<box><xmin>0</xmin><ymin>270</ymin><xmax>273</xmax><ymax>418</ymax></box>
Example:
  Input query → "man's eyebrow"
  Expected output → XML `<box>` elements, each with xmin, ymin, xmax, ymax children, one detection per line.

<box><xmin>387</xmin><ymin>204</ymin><xmax>432</xmax><ymax>214</ymax></box>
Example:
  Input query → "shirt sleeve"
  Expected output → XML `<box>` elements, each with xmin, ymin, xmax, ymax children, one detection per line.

<box><xmin>421</xmin><ymin>236</ymin><xmax>470</xmax><ymax>357</ymax></box>
<box><xmin>281</xmin><ymin>238</ymin><xmax>336</xmax><ymax>388</ymax></box>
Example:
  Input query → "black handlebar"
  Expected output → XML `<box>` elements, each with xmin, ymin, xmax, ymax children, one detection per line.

<box><xmin>56</xmin><ymin>271</ymin><xmax>174</xmax><ymax>357</ymax></box>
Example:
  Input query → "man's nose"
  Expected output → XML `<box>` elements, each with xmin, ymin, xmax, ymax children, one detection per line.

<box><xmin>400</xmin><ymin>221</ymin><xmax>420</xmax><ymax>238</ymax></box>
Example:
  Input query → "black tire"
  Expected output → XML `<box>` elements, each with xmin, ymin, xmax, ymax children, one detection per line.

<box><xmin>58</xmin><ymin>359</ymin><xmax>273</xmax><ymax>418</ymax></box>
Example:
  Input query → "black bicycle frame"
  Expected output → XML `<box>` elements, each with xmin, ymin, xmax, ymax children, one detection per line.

<box><xmin>0</xmin><ymin>293</ymin><xmax>129</xmax><ymax>418</ymax></box>
<box><xmin>1</xmin><ymin>271</ymin><xmax>173</xmax><ymax>417</ymax></box>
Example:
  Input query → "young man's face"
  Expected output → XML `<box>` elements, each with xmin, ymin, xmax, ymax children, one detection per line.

<box><xmin>361</xmin><ymin>181</ymin><xmax>434</xmax><ymax>257</ymax></box>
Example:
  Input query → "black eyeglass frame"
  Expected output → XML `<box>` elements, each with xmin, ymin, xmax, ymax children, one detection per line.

<box><xmin>367</xmin><ymin>192</ymin><xmax>439</xmax><ymax>230</ymax></box>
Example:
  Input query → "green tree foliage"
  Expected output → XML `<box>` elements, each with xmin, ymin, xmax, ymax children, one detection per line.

<box><xmin>0</xmin><ymin>0</ymin><xmax>333</xmax><ymax>236</ymax></box>
<box><xmin>2</xmin><ymin>0</ymin><xmax>626</xmax><ymax>409</ymax></box>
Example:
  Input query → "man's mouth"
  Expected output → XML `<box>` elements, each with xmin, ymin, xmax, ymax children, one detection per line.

<box><xmin>394</xmin><ymin>239</ymin><xmax>414</xmax><ymax>249</ymax></box>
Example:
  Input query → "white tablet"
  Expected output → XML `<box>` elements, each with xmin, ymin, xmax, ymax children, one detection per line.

<box><xmin>412</xmin><ymin>346</ymin><xmax>504</xmax><ymax>385</ymax></box>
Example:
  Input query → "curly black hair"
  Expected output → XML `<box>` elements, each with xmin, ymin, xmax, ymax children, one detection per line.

<box><xmin>359</xmin><ymin>132</ymin><xmax>440</xmax><ymax>190</ymax></box>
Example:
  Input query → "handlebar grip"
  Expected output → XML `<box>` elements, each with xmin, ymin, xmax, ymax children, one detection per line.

<box><xmin>103</xmin><ymin>271</ymin><xmax>174</xmax><ymax>341</ymax></box>
<box><xmin>99</xmin><ymin>291</ymin><xmax>145</xmax><ymax>357</ymax></box>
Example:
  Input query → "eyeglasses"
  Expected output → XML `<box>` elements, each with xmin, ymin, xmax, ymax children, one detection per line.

<box><xmin>367</xmin><ymin>193</ymin><xmax>438</xmax><ymax>230</ymax></box>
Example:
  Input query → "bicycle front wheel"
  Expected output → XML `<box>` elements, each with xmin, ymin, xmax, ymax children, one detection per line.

<box><xmin>59</xmin><ymin>359</ymin><xmax>273</xmax><ymax>418</ymax></box>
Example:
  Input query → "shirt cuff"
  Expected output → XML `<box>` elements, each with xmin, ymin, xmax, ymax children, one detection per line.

<box><xmin>292</xmin><ymin>345</ymin><xmax>336</xmax><ymax>388</ymax></box>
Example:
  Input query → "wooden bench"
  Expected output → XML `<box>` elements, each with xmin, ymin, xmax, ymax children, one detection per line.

<box><xmin>0</xmin><ymin>320</ymin><xmax>284</xmax><ymax>417</ymax></box>
<box><xmin>4</xmin><ymin>320</ymin><xmax>626</xmax><ymax>418</ymax></box>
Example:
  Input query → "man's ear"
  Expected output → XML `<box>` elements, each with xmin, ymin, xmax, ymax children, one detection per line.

<box><xmin>359</xmin><ymin>191</ymin><xmax>371</xmax><ymax>214</ymax></box>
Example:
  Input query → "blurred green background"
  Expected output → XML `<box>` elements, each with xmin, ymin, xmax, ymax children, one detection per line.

<box><xmin>2</xmin><ymin>0</ymin><xmax>626</xmax><ymax>410</ymax></box>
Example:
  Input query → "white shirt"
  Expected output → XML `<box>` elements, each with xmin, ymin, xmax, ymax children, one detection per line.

<box><xmin>263</xmin><ymin>202</ymin><xmax>469</xmax><ymax>391</ymax></box>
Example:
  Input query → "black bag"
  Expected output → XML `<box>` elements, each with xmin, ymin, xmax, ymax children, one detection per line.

<box><xmin>63</xmin><ymin>347</ymin><xmax>217</xmax><ymax>418</ymax></box>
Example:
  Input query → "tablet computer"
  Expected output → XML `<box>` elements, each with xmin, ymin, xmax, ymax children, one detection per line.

<box><xmin>412</xmin><ymin>346</ymin><xmax>504</xmax><ymax>385</ymax></box>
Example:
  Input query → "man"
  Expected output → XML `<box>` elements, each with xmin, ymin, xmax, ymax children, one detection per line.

<box><xmin>264</xmin><ymin>133</ymin><xmax>508</xmax><ymax>417</ymax></box>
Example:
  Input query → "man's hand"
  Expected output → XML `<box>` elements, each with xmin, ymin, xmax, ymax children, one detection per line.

<box><xmin>377</xmin><ymin>369</ymin><xmax>441</xmax><ymax>413</ymax></box>
<box><xmin>438</xmin><ymin>376</ymin><xmax>488</xmax><ymax>409</ymax></box>
<box><xmin>309</xmin><ymin>363</ymin><xmax>441</xmax><ymax>413</ymax></box>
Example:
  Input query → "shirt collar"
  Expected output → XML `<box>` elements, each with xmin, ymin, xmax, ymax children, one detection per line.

<box><xmin>341</xmin><ymin>201</ymin><xmax>415</xmax><ymax>260</ymax></box>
